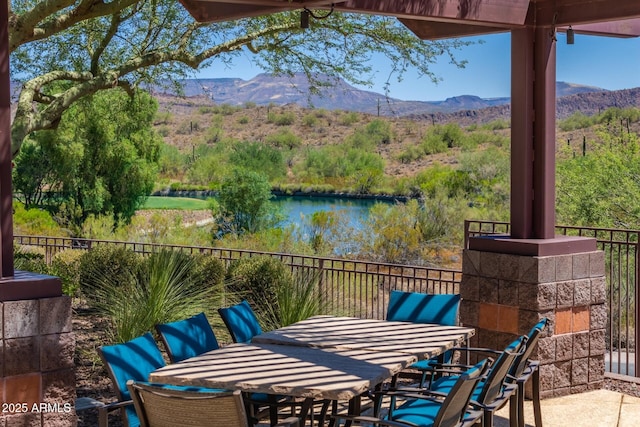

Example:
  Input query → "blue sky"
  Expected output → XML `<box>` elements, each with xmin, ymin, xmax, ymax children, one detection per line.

<box><xmin>195</xmin><ymin>32</ymin><xmax>640</xmax><ymax>102</ymax></box>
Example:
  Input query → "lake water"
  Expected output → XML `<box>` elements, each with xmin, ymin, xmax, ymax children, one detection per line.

<box><xmin>273</xmin><ymin>195</ymin><xmax>383</xmax><ymax>229</ymax></box>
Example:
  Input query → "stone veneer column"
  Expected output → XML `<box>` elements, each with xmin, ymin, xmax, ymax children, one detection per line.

<box><xmin>460</xmin><ymin>249</ymin><xmax>606</xmax><ymax>398</ymax></box>
<box><xmin>1</xmin><ymin>291</ymin><xmax>76</xmax><ymax>426</ymax></box>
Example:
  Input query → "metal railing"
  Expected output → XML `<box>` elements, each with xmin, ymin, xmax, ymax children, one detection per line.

<box><xmin>17</xmin><ymin>224</ymin><xmax>639</xmax><ymax>378</ymax></box>
<box><xmin>14</xmin><ymin>235</ymin><xmax>461</xmax><ymax>320</ymax></box>
<box><xmin>465</xmin><ymin>220</ymin><xmax>639</xmax><ymax>378</ymax></box>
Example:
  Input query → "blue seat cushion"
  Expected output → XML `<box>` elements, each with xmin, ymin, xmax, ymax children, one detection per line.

<box><xmin>430</xmin><ymin>375</ymin><xmax>487</xmax><ymax>402</ymax></box>
<box><xmin>386</xmin><ymin>290</ymin><xmax>461</xmax><ymax>326</ymax></box>
<box><xmin>218</xmin><ymin>300</ymin><xmax>263</xmax><ymax>343</ymax></box>
<box><xmin>390</xmin><ymin>395</ymin><xmax>442</xmax><ymax>426</ymax></box>
<box><xmin>156</xmin><ymin>312</ymin><xmax>219</xmax><ymax>362</ymax></box>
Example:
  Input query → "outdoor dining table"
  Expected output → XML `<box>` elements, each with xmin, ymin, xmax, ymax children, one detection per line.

<box><xmin>149</xmin><ymin>316</ymin><xmax>476</xmax><ymax>425</ymax></box>
<box><xmin>251</xmin><ymin>315</ymin><xmax>476</xmax><ymax>360</ymax></box>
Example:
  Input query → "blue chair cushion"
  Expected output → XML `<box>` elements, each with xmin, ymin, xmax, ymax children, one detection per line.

<box><xmin>391</xmin><ymin>360</ymin><xmax>487</xmax><ymax>427</ymax></box>
<box><xmin>156</xmin><ymin>312</ymin><xmax>219</xmax><ymax>362</ymax></box>
<box><xmin>100</xmin><ymin>333</ymin><xmax>166</xmax><ymax>427</ymax></box>
<box><xmin>386</xmin><ymin>290</ymin><xmax>461</xmax><ymax>326</ymax></box>
<box><xmin>390</xmin><ymin>396</ymin><xmax>441</xmax><ymax>426</ymax></box>
<box><xmin>218</xmin><ymin>300</ymin><xmax>263</xmax><ymax>343</ymax></box>
<box><xmin>430</xmin><ymin>337</ymin><xmax>524</xmax><ymax>403</ymax></box>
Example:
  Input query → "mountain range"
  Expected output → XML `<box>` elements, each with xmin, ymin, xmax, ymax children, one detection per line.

<box><xmin>150</xmin><ymin>73</ymin><xmax>635</xmax><ymax>117</ymax></box>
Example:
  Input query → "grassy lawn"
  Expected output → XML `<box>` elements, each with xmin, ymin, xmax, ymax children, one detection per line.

<box><xmin>142</xmin><ymin>196</ymin><xmax>210</xmax><ymax>210</ymax></box>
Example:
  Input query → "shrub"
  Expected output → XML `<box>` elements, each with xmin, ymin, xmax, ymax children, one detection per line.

<box><xmin>421</xmin><ymin>133</ymin><xmax>448</xmax><ymax>155</ymax></box>
<box><xmin>225</xmin><ymin>256</ymin><xmax>291</xmax><ymax>319</ymax></box>
<box><xmin>13</xmin><ymin>202</ymin><xmax>66</xmax><ymax>236</ymax></box>
<box><xmin>85</xmin><ymin>249</ymin><xmax>215</xmax><ymax>343</ymax></box>
<box><xmin>302</xmin><ymin>114</ymin><xmax>319</xmax><ymax>127</ymax></box>
<box><xmin>267</xmin><ymin>112</ymin><xmax>296</xmax><ymax>126</ymax></box>
<box><xmin>559</xmin><ymin>112</ymin><xmax>595</xmax><ymax>131</ymax></box>
<box><xmin>191</xmin><ymin>254</ymin><xmax>226</xmax><ymax>292</ymax></box>
<box><xmin>237</xmin><ymin>116</ymin><xmax>249</xmax><ymax>124</ymax></box>
<box><xmin>14</xmin><ymin>245</ymin><xmax>49</xmax><ymax>275</ymax></box>
<box><xmin>229</xmin><ymin>141</ymin><xmax>285</xmax><ymax>179</ymax></box>
<box><xmin>262</xmin><ymin>270</ymin><xmax>326</xmax><ymax>329</ymax></box>
<box><xmin>339</xmin><ymin>111</ymin><xmax>359</xmax><ymax>126</ymax></box>
<box><xmin>364</xmin><ymin>119</ymin><xmax>393</xmax><ymax>145</ymax></box>
<box><xmin>51</xmin><ymin>249</ymin><xmax>84</xmax><ymax>297</ymax></box>
<box><xmin>79</xmin><ymin>245</ymin><xmax>142</xmax><ymax>301</ymax></box>
<box><xmin>481</xmin><ymin>119</ymin><xmax>510</xmax><ymax>131</ymax></box>
<box><xmin>265</xmin><ymin>129</ymin><xmax>301</xmax><ymax>149</ymax></box>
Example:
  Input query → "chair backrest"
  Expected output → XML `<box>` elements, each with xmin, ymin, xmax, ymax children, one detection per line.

<box><xmin>386</xmin><ymin>290</ymin><xmax>461</xmax><ymax>326</ymax></box>
<box><xmin>510</xmin><ymin>317</ymin><xmax>549</xmax><ymax>378</ymax></box>
<box><xmin>476</xmin><ymin>335</ymin><xmax>527</xmax><ymax>405</ymax></box>
<box><xmin>218</xmin><ymin>300</ymin><xmax>263</xmax><ymax>343</ymax></box>
<box><xmin>155</xmin><ymin>312</ymin><xmax>220</xmax><ymax>363</ymax></box>
<box><xmin>433</xmin><ymin>359</ymin><xmax>489</xmax><ymax>427</ymax></box>
<box><xmin>98</xmin><ymin>332</ymin><xmax>166</xmax><ymax>427</ymax></box>
<box><xmin>127</xmin><ymin>381</ymin><xmax>249</xmax><ymax>427</ymax></box>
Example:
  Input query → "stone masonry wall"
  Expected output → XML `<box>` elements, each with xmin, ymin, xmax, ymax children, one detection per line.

<box><xmin>460</xmin><ymin>249</ymin><xmax>606</xmax><ymax>398</ymax></box>
<box><xmin>1</xmin><ymin>296</ymin><xmax>76</xmax><ymax>426</ymax></box>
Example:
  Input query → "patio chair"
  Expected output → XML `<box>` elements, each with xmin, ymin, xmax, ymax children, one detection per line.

<box><xmin>98</xmin><ymin>332</ymin><xmax>168</xmax><ymax>427</ymax></box>
<box><xmin>126</xmin><ymin>381</ymin><xmax>300</xmax><ymax>427</ymax></box>
<box><xmin>509</xmin><ymin>318</ymin><xmax>549</xmax><ymax>427</ymax></box>
<box><xmin>218</xmin><ymin>300</ymin><xmax>332</xmax><ymax>426</ymax></box>
<box><xmin>219</xmin><ymin>300</ymin><xmax>305</xmax><ymax>425</ymax></box>
<box><xmin>386</xmin><ymin>290</ymin><xmax>462</xmax><ymax>387</ymax></box>
<box><xmin>155</xmin><ymin>312</ymin><xmax>220</xmax><ymax>363</ymax></box>
<box><xmin>427</xmin><ymin>335</ymin><xmax>527</xmax><ymax>427</ymax></box>
<box><xmin>218</xmin><ymin>299</ymin><xmax>264</xmax><ymax>344</ymax></box>
<box><xmin>334</xmin><ymin>359</ymin><xmax>489</xmax><ymax>427</ymax></box>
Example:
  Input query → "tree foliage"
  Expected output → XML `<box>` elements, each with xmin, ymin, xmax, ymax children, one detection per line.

<box><xmin>12</xmin><ymin>88</ymin><xmax>160</xmax><ymax>228</ymax></box>
<box><xmin>9</xmin><ymin>1</ymin><xmax>471</xmax><ymax>154</ymax></box>
<box><xmin>214</xmin><ymin>169</ymin><xmax>281</xmax><ymax>236</ymax></box>
<box><xmin>557</xmin><ymin>125</ymin><xmax>640</xmax><ymax>228</ymax></box>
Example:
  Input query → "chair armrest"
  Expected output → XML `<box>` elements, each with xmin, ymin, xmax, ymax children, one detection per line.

<box><xmin>450</xmin><ymin>346</ymin><xmax>503</xmax><ymax>355</ymax></box>
<box><xmin>331</xmin><ymin>414</ymin><xmax>413</xmax><ymax>427</ymax></box>
<box><xmin>96</xmin><ymin>400</ymin><xmax>133</xmax><ymax>427</ymax></box>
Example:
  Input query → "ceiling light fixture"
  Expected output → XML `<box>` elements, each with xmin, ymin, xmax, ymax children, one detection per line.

<box><xmin>567</xmin><ymin>26</ymin><xmax>575</xmax><ymax>44</ymax></box>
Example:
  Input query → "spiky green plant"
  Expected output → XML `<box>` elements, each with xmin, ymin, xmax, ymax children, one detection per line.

<box><xmin>87</xmin><ymin>249</ymin><xmax>215</xmax><ymax>343</ymax></box>
<box><xmin>263</xmin><ymin>269</ymin><xmax>327</xmax><ymax>329</ymax></box>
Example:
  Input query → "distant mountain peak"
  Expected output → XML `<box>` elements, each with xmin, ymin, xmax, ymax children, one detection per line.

<box><xmin>150</xmin><ymin>73</ymin><xmax>617</xmax><ymax>116</ymax></box>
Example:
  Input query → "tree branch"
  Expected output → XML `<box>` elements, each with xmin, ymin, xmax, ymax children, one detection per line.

<box><xmin>10</xmin><ymin>0</ymin><xmax>140</xmax><ymax>51</ymax></box>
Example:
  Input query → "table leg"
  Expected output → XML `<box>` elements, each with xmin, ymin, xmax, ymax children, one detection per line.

<box><xmin>344</xmin><ymin>395</ymin><xmax>362</xmax><ymax>427</ymax></box>
<box><xmin>298</xmin><ymin>398</ymin><xmax>315</xmax><ymax>426</ymax></box>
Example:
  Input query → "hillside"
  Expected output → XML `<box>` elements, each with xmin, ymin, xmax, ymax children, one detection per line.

<box><xmin>151</xmin><ymin>73</ymin><xmax>619</xmax><ymax>117</ymax></box>
<box><xmin>155</xmin><ymin>85</ymin><xmax>640</xmax><ymax>194</ymax></box>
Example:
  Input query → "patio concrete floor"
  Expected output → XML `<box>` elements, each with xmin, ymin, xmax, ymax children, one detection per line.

<box><xmin>493</xmin><ymin>389</ymin><xmax>640</xmax><ymax>427</ymax></box>
<box><xmin>285</xmin><ymin>389</ymin><xmax>640</xmax><ymax>426</ymax></box>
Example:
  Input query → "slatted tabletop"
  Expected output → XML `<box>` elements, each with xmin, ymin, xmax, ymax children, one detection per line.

<box><xmin>149</xmin><ymin>342</ymin><xmax>417</xmax><ymax>401</ymax></box>
<box><xmin>251</xmin><ymin>315</ymin><xmax>476</xmax><ymax>360</ymax></box>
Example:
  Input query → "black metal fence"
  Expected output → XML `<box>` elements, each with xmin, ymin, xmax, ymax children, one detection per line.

<box><xmin>14</xmin><ymin>235</ymin><xmax>461</xmax><ymax>320</ymax></box>
<box><xmin>17</xmin><ymin>223</ymin><xmax>638</xmax><ymax>378</ymax></box>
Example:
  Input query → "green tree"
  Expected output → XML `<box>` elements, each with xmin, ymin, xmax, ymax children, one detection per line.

<box><xmin>12</xmin><ymin>89</ymin><xmax>160</xmax><ymax>227</ymax></box>
<box><xmin>9</xmin><ymin>3</ymin><xmax>470</xmax><ymax>154</ymax></box>
<box><xmin>557</xmin><ymin>126</ymin><xmax>640</xmax><ymax>228</ymax></box>
<box><xmin>214</xmin><ymin>169</ymin><xmax>281</xmax><ymax>236</ymax></box>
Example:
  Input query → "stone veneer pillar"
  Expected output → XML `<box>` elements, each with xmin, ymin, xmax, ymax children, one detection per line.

<box><xmin>1</xmin><ymin>273</ymin><xmax>76</xmax><ymax>426</ymax></box>
<box><xmin>460</xmin><ymin>249</ymin><xmax>606</xmax><ymax>398</ymax></box>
